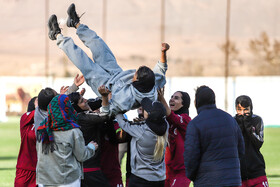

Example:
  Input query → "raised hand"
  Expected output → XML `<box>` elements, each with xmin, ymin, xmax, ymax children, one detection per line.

<box><xmin>60</xmin><ymin>86</ymin><xmax>69</xmax><ymax>94</ymax></box>
<box><xmin>98</xmin><ymin>85</ymin><xmax>110</xmax><ymax>96</ymax></box>
<box><xmin>80</xmin><ymin>88</ymin><xmax>86</xmax><ymax>96</ymax></box>
<box><xmin>157</xmin><ymin>87</ymin><xmax>165</xmax><ymax>102</ymax></box>
<box><xmin>74</xmin><ymin>74</ymin><xmax>85</xmax><ymax>87</ymax></box>
<box><xmin>161</xmin><ymin>43</ymin><xmax>170</xmax><ymax>52</ymax></box>
<box><xmin>157</xmin><ymin>86</ymin><xmax>171</xmax><ymax>116</ymax></box>
<box><xmin>161</xmin><ymin>43</ymin><xmax>170</xmax><ymax>63</ymax></box>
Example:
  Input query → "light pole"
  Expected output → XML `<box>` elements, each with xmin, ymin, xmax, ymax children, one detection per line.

<box><xmin>160</xmin><ymin>0</ymin><xmax>165</xmax><ymax>43</ymax></box>
<box><xmin>102</xmin><ymin>0</ymin><xmax>107</xmax><ymax>42</ymax></box>
<box><xmin>45</xmin><ymin>0</ymin><xmax>49</xmax><ymax>80</ymax></box>
<box><xmin>224</xmin><ymin>0</ymin><xmax>231</xmax><ymax>111</ymax></box>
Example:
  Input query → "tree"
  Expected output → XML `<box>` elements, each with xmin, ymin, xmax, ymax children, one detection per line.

<box><xmin>219</xmin><ymin>40</ymin><xmax>239</xmax><ymax>61</ymax></box>
<box><xmin>249</xmin><ymin>32</ymin><xmax>280</xmax><ymax>65</ymax></box>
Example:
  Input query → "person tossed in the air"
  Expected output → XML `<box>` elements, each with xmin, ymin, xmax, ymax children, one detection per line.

<box><xmin>48</xmin><ymin>3</ymin><xmax>170</xmax><ymax>116</ymax></box>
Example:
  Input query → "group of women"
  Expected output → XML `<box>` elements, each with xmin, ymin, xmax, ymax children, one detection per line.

<box><xmin>14</xmin><ymin>2</ymin><xmax>268</xmax><ymax>187</ymax></box>
<box><xmin>15</xmin><ymin>4</ymin><xmax>268</xmax><ymax>187</ymax></box>
<box><xmin>13</xmin><ymin>2</ymin><xmax>196</xmax><ymax>187</ymax></box>
<box><xmin>15</xmin><ymin>81</ymin><xmax>192</xmax><ymax>187</ymax></box>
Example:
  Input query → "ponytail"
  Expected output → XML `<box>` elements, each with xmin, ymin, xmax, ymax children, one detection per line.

<box><xmin>153</xmin><ymin>132</ymin><xmax>168</xmax><ymax>162</ymax></box>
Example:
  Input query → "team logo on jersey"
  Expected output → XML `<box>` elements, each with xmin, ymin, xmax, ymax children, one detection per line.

<box><xmin>174</xmin><ymin>128</ymin><xmax>177</xmax><ymax>135</ymax></box>
<box><xmin>177</xmin><ymin>114</ymin><xmax>183</xmax><ymax>123</ymax></box>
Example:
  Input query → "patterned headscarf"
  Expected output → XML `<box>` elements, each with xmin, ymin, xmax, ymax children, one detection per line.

<box><xmin>37</xmin><ymin>94</ymin><xmax>80</xmax><ymax>153</ymax></box>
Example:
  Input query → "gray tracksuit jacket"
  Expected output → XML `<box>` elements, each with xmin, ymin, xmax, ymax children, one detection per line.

<box><xmin>36</xmin><ymin>128</ymin><xmax>95</xmax><ymax>185</ymax></box>
<box><xmin>116</xmin><ymin>114</ymin><xmax>168</xmax><ymax>181</ymax></box>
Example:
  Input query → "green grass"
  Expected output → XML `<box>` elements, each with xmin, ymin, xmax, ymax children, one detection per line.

<box><xmin>0</xmin><ymin>117</ymin><xmax>21</xmax><ymax>187</ymax></box>
<box><xmin>1</xmin><ymin>117</ymin><xmax>280</xmax><ymax>186</ymax></box>
<box><xmin>261</xmin><ymin>128</ymin><xmax>280</xmax><ymax>186</ymax></box>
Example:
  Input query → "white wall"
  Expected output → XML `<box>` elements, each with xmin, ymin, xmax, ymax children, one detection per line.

<box><xmin>165</xmin><ymin>76</ymin><xmax>280</xmax><ymax>127</ymax></box>
<box><xmin>233</xmin><ymin>77</ymin><xmax>280</xmax><ymax>126</ymax></box>
<box><xmin>1</xmin><ymin>76</ymin><xmax>279</xmax><ymax>126</ymax></box>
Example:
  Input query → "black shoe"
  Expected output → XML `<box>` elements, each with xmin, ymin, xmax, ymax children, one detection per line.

<box><xmin>67</xmin><ymin>3</ymin><xmax>80</xmax><ymax>28</ymax></box>
<box><xmin>48</xmin><ymin>14</ymin><xmax>61</xmax><ymax>40</ymax></box>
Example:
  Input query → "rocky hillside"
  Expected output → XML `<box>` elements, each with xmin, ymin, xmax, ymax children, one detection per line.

<box><xmin>1</xmin><ymin>0</ymin><xmax>280</xmax><ymax>77</ymax></box>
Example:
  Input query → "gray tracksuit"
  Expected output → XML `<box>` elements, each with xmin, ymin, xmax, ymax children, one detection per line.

<box><xmin>36</xmin><ymin>128</ymin><xmax>95</xmax><ymax>185</ymax></box>
<box><xmin>57</xmin><ymin>24</ymin><xmax>167</xmax><ymax>116</ymax></box>
<box><xmin>116</xmin><ymin>114</ymin><xmax>168</xmax><ymax>181</ymax></box>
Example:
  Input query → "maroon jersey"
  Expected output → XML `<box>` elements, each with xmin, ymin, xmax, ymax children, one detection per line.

<box><xmin>100</xmin><ymin>122</ymin><xmax>123</xmax><ymax>187</ymax></box>
<box><xmin>16</xmin><ymin>111</ymin><xmax>37</xmax><ymax>171</ymax></box>
<box><xmin>165</xmin><ymin>111</ymin><xmax>191</xmax><ymax>178</ymax></box>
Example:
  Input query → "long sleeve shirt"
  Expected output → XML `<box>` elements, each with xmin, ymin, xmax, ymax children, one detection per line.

<box><xmin>116</xmin><ymin>114</ymin><xmax>167</xmax><ymax>181</ymax></box>
<box><xmin>165</xmin><ymin>111</ymin><xmax>191</xmax><ymax>178</ymax></box>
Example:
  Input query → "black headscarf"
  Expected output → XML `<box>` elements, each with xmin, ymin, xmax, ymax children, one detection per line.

<box><xmin>68</xmin><ymin>92</ymin><xmax>83</xmax><ymax>113</ymax></box>
<box><xmin>132</xmin><ymin>66</ymin><xmax>155</xmax><ymax>93</ymax></box>
<box><xmin>173</xmin><ymin>91</ymin><xmax>190</xmax><ymax>115</ymax></box>
<box><xmin>27</xmin><ymin>96</ymin><xmax>38</xmax><ymax>112</ymax></box>
<box><xmin>68</xmin><ymin>92</ymin><xmax>102</xmax><ymax>113</ymax></box>
<box><xmin>141</xmin><ymin>97</ymin><xmax>167</xmax><ymax>136</ymax></box>
<box><xmin>235</xmin><ymin>95</ymin><xmax>253</xmax><ymax>116</ymax></box>
<box><xmin>235</xmin><ymin>95</ymin><xmax>254</xmax><ymax>127</ymax></box>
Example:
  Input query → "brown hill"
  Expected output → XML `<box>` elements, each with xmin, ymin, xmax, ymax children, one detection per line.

<box><xmin>1</xmin><ymin>0</ymin><xmax>280</xmax><ymax>77</ymax></box>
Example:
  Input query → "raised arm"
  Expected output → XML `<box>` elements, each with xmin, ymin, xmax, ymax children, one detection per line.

<box><xmin>153</xmin><ymin>43</ymin><xmax>170</xmax><ymax>88</ymax></box>
<box><xmin>154</xmin><ymin>43</ymin><xmax>169</xmax><ymax>74</ymax></box>
<box><xmin>98</xmin><ymin>85</ymin><xmax>110</xmax><ymax>114</ymax></box>
<box><xmin>64</xmin><ymin>74</ymin><xmax>85</xmax><ymax>95</ymax></box>
<box><xmin>160</xmin><ymin>43</ymin><xmax>170</xmax><ymax>64</ymax></box>
<box><xmin>157</xmin><ymin>87</ymin><xmax>171</xmax><ymax>116</ymax></box>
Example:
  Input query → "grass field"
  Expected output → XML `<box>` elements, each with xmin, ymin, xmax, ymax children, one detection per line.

<box><xmin>1</xmin><ymin>116</ymin><xmax>280</xmax><ymax>186</ymax></box>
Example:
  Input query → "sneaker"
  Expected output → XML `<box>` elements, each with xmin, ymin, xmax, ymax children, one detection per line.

<box><xmin>66</xmin><ymin>3</ymin><xmax>80</xmax><ymax>28</ymax></box>
<box><xmin>48</xmin><ymin>14</ymin><xmax>61</xmax><ymax>40</ymax></box>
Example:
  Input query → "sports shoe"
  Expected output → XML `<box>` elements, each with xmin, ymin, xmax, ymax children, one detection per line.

<box><xmin>48</xmin><ymin>14</ymin><xmax>61</xmax><ymax>40</ymax></box>
<box><xmin>66</xmin><ymin>3</ymin><xmax>80</xmax><ymax>28</ymax></box>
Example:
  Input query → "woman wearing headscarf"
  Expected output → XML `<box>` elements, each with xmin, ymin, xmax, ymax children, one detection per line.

<box><xmin>36</xmin><ymin>94</ymin><xmax>97</xmax><ymax>187</ymax></box>
<box><xmin>115</xmin><ymin>97</ymin><xmax>169</xmax><ymax>187</ymax></box>
<box><xmin>158</xmin><ymin>89</ymin><xmax>191</xmax><ymax>187</ymax></box>
<box><xmin>68</xmin><ymin>91</ymin><xmax>112</xmax><ymax>187</ymax></box>
<box><xmin>234</xmin><ymin>95</ymin><xmax>268</xmax><ymax>187</ymax></box>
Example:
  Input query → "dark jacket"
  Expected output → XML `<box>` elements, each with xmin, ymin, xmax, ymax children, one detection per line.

<box><xmin>77</xmin><ymin>111</ymin><xmax>108</xmax><ymax>168</ymax></box>
<box><xmin>234</xmin><ymin>114</ymin><xmax>266</xmax><ymax>180</ymax></box>
<box><xmin>184</xmin><ymin>104</ymin><xmax>245</xmax><ymax>187</ymax></box>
